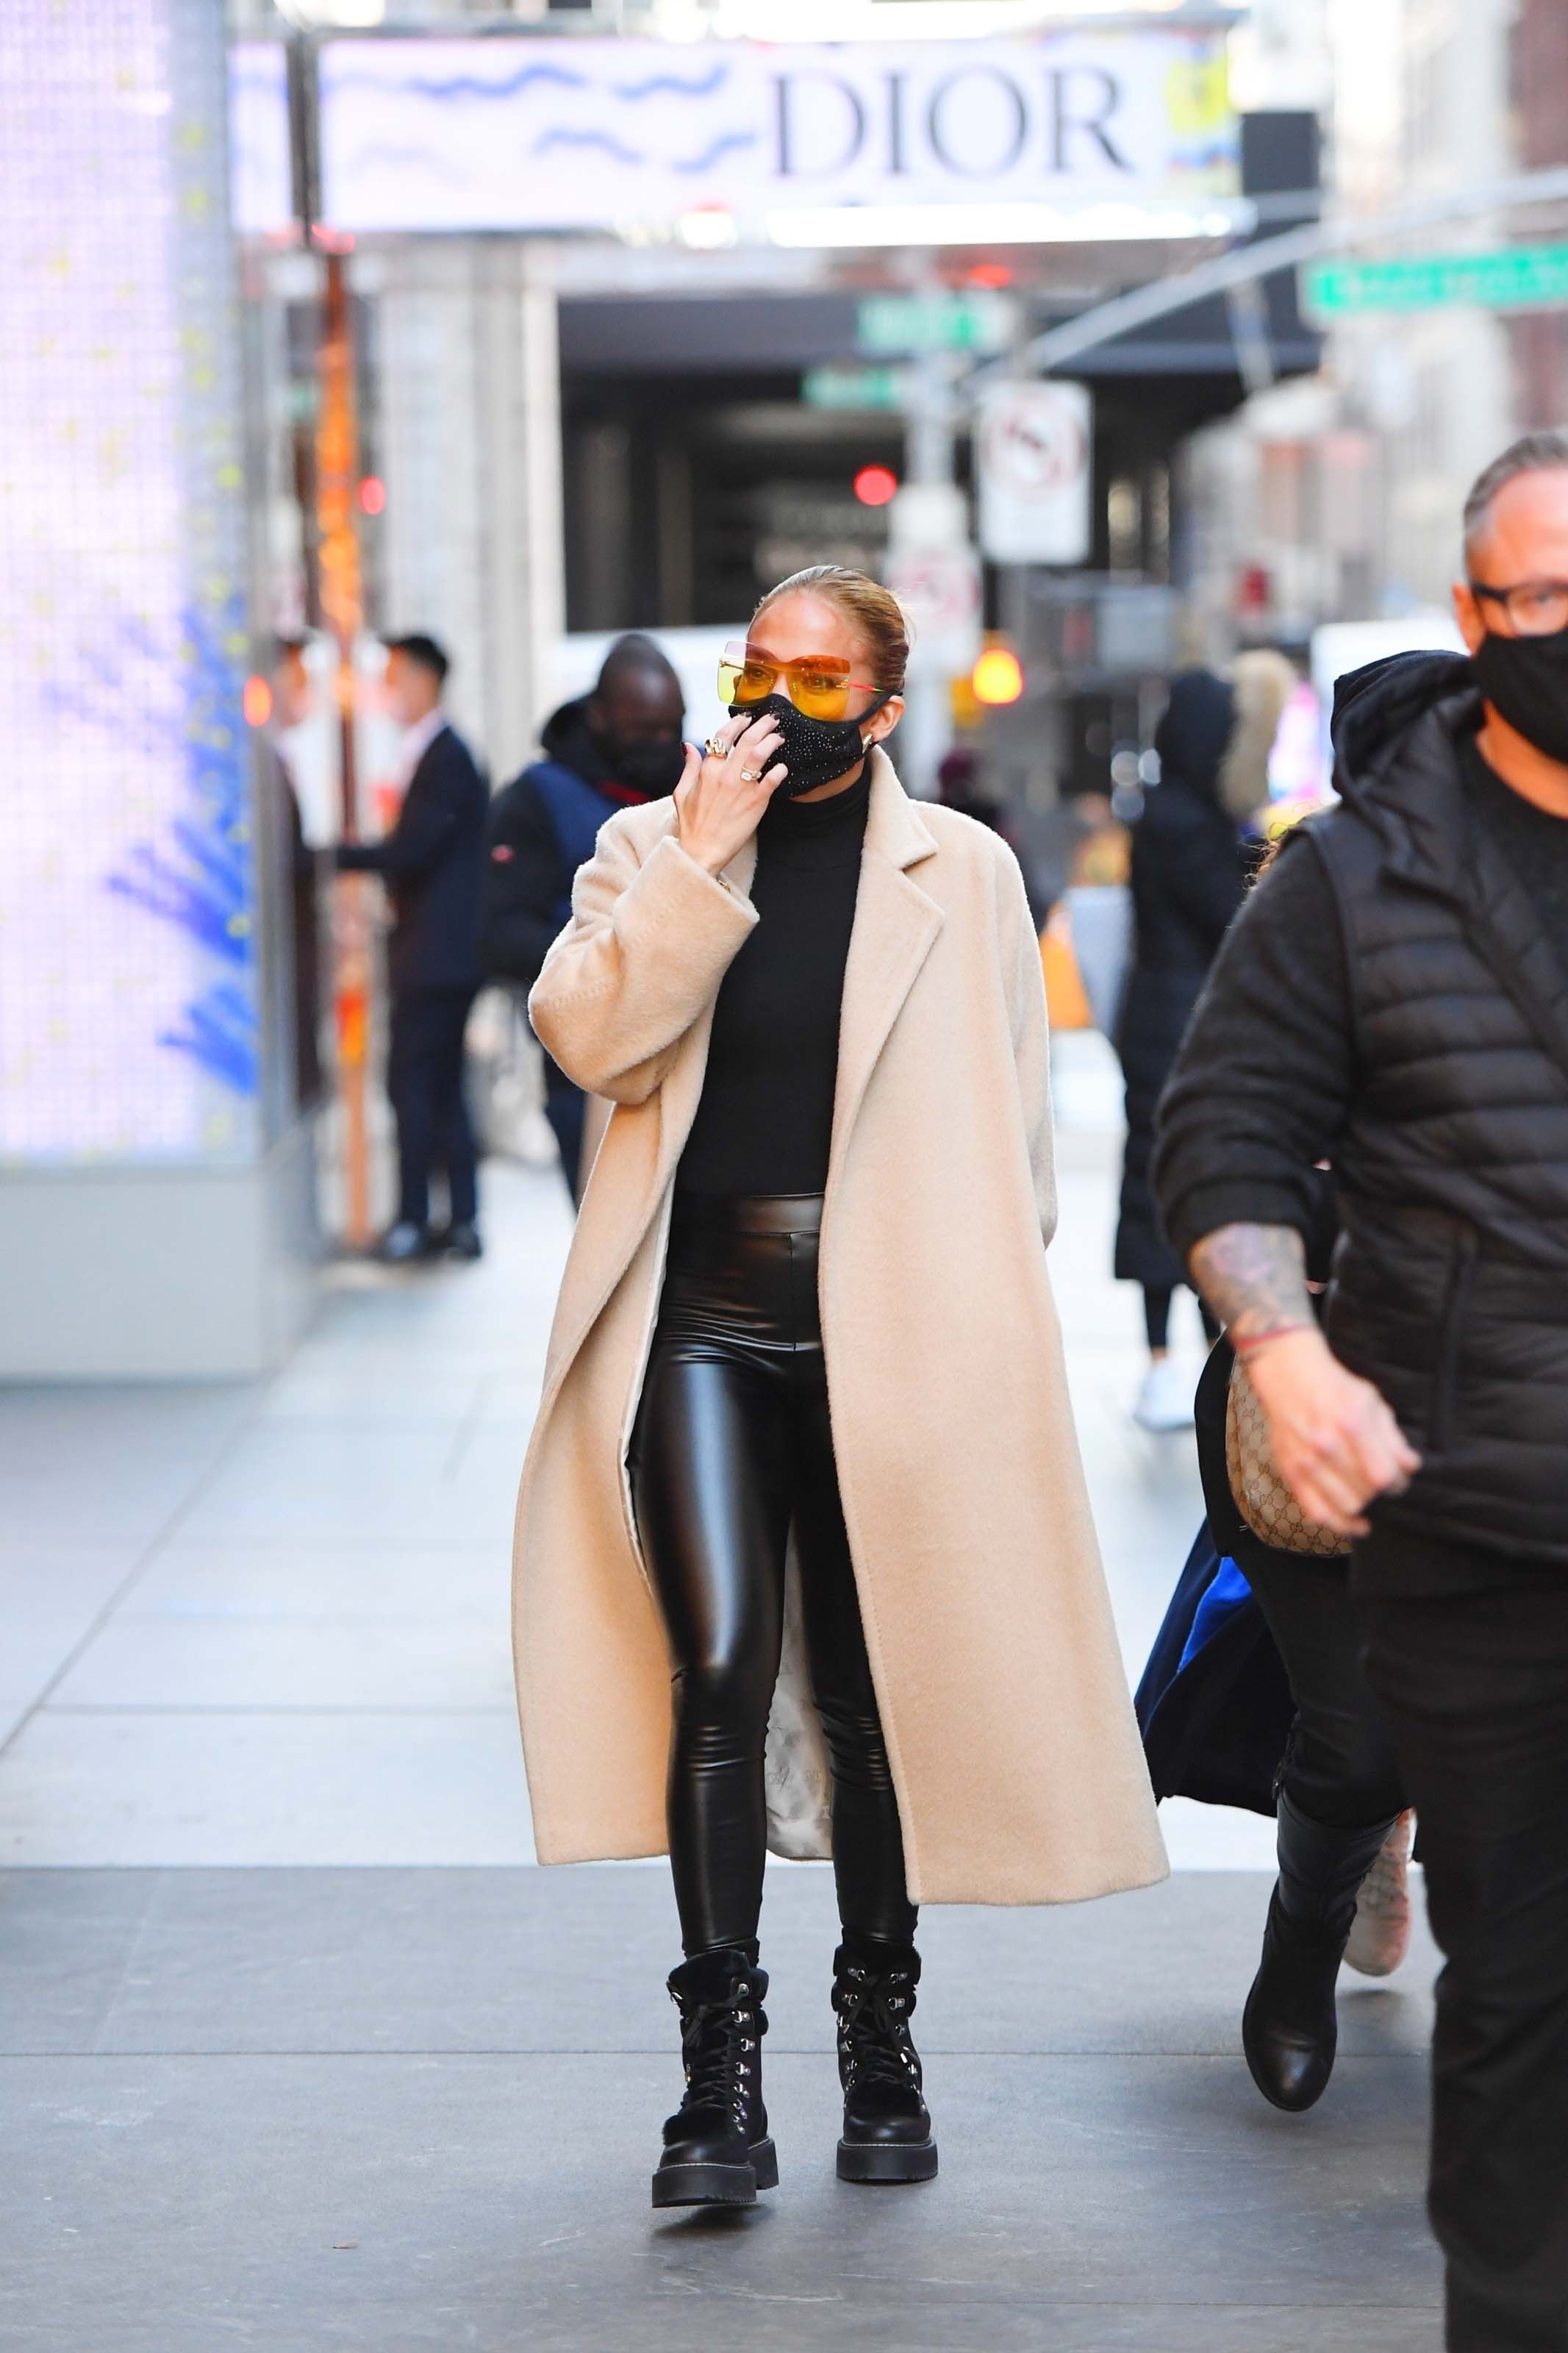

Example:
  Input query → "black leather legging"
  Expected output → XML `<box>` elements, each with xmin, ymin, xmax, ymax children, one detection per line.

<box><xmin>629</xmin><ymin>1193</ymin><xmax>917</xmax><ymax>1959</ymax></box>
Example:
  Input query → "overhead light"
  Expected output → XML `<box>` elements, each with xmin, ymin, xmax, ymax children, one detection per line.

<box><xmin>274</xmin><ymin>0</ymin><xmax>385</xmax><ymax>24</ymax></box>
<box><xmin>677</xmin><ymin>210</ymin><xmax>740</xmax><ymax>250</ymax></box>
<box><xmin>767</xmin><ymin>201</ymin><xmax>1251</xmax><ymax>249</ymax></box>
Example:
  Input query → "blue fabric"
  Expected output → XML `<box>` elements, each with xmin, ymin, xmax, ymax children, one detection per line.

<box><xmin>526</xmin><ymin>759</ymin><xmax>616</xmax><ymax>932</ymax></box>
<box><xmin>1177</xmin><ymin>1554</ymin><xmax>1254</xmax><ymax>1676</ymax></box>
<box><xmin>1136</xmin><ymin>1521</ymin><xmax>1295</xmax><ymax>1818</ymax></box>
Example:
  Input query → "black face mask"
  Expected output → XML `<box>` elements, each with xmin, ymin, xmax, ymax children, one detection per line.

<box><xmin>1472</xmin><ymin>623</ymin><xmax>1568</xmax><ymax>765</ymax></box>
<box><xmin>727</xmin><ymin>692</ymin><xmax>889</xmax><ymax>799</ymax></box>
<box><xmin>596</xmin><ymin>730</ymin><xmax>687</xmax><ymax>799</ymax></box>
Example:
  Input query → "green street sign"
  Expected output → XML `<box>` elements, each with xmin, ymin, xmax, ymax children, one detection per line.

<box><xmin>1303</xmin><ymin>244</ymin><xmax>1568</xmax><ymax>321</ymax></box>
<box><xmin>801</xmin><ymin>363</ymin><xmax>910</xmax><ymax>412</ymax></box>
<box><xmin>856</xmin><ymin>291</ymin><xmax>1016</xmax><ymax>355</ymax></box>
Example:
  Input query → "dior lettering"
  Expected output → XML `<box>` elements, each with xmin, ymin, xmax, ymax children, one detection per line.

<box><xmin>769</xmin><ymin>65</ymin><xmax>1134</xmax><ymax>183</ymax></box>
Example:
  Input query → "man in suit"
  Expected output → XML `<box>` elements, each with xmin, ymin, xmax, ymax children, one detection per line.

<box><xmin>337</xmin><ymin>634</ymin><xmax>487</xmax><ymax>1263</ymax></box>
<box><xmin>481</xmin><ymin>634</ymin><xmax>684</xmax><ymax>1201</ymax></box>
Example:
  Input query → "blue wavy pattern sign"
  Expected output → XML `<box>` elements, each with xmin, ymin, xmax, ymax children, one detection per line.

<box><xmin>318</xmin><ymin>32</ymin><xmax>1238</xmax><ymax>235</ymax></box>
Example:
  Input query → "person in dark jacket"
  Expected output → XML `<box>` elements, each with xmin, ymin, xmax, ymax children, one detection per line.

<box><xmin>482</xmin><ymin>635</ymin><xmax>684</xmax><ymax>1200</ymax></box>
<box><xmin>1155</xmin><ymin>433</ymin><xmax>1568</xmax><ymax>2349</ymax></box>
<box><xmin>1115</xmin><ymin>671</ymin><xmax>1247</xmax><ymax>1428</ymax></box>
<box><xmin>337</xmin><ymin>633</ymin><xmax>488</xmax><ymax>1263</ymax></box>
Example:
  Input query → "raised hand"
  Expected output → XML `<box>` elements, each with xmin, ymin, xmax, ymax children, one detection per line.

<box><xmin>673</xmin><ymin>712</ymin><xmax>789</xmax><ymax>876</ymax></box>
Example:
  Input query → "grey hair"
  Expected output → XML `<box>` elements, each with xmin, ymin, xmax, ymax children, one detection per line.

<box><xmin>1462</xmin><ymin>431</ymin><xmax>1568</xmax><ymax>564</ymax></box>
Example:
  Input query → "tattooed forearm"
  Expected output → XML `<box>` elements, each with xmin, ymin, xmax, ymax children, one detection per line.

<box><xmin>1188</xmin><ymin>1223</ymin><xmax>1315</xmax><ymax>1348</ymax></box>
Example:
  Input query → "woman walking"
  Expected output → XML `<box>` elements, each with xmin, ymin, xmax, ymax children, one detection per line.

<box><xmin>1114</xmin><ymin>659</ymin><xmax>1292</xmax><ymax>1428</ymax></box>
<box><xmin>512</xmin><ymin>568</ymin><xmax>1165</xmax><ymax>2211</ymax></box>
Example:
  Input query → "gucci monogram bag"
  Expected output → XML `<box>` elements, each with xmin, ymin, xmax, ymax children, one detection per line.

<box><xmin>1225</xmin><ymin>1354</ymin><xmax>1351</xmax><ymax>1560</ymax></box>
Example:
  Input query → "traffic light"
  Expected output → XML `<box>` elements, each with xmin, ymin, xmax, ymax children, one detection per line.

<box><xmin>971</xmin><ymin>643</ymin><xmax>1025</xmax><ymax>705</ymax></box>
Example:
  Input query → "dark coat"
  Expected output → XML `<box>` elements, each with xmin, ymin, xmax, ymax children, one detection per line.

<box><xmin>1115</xmin><ymin>674</ymin><xmax>1250</xmax><ymax>1288</ymax></box>
<box><xmin>338</xmin><ymin>724</ymin><xmax>487</xmax><ymax>996</ymax></box>
<box><xmin>1309</xmin><ymin>655</ymin><xmax>1568</xmax><ymax>1563</ymax></box>
<box><xmin>481</xmin><ymin>699</ymin><xmax>647</xmax><ymax>993</ymax></box>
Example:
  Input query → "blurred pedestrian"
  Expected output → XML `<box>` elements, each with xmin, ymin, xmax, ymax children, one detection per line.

<box><xmin>337</xmin><ymin>634</ymin><xmax>487</xmax><ymax>1263</ymax></box>
<box><xmin>512</xmin><ymin>566</ymin><xmax>1164</xmax><ymax>2214</ymax></box>
<box><xmin>1139</xmin><ymin>1165</ymin><xmax>1414</xmax><ymax>2120</ymax></box>
<box><xmin>1115</xmin><ymin>657</ymin><xmax>1289</xmax><ymax>1429</ymax></box>
<box><xmin>1156</xmin><ymin>434</ymin><xmax>1568</xmax><ymax>2349</ymax></box>
<box><xmin>267</xmin><ymin>637</ymin><xmax>323</xmax><ymax>1110</ymax></box>
<box><xmin>482</xmin><ymin>634</ymin><xmax>684</xmax><ymax>1201</ymax></box>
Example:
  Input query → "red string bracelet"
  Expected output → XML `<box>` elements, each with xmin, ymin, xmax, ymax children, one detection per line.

<box><xmin>1231</xmin><ymin>1324</ymin><xmax>1314</xmax><ymax>1357</ymax></box>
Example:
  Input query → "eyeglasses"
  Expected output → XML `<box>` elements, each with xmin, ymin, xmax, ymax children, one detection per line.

<box><xmin>1469</xmin><ymin>578</ymin><xmax>1568</xmax><ymax>636</ymax></box>
<box><xmin>718</xmin><ymin>640</ymin><xmax>884</xmax><ymax>723</ymax></box>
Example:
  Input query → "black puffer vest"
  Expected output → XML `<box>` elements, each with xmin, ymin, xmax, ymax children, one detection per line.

<box><xmin>1304</xmin><ymin>655</ymin><xmax>1568</xmax><ymax>1563</ymax></box>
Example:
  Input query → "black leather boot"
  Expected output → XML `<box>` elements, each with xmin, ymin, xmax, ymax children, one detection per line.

<box><xmin>651</xmin><ymin>1949</ymin><xmax>777</xmax><ymax>2210</ymax></box>
<box><xmin>1242</xmin><ymin>1791</ymin><xmax>1402</xmax><ymax>2113</ymax></box>
<box><xmin>833</xmin><ymin>1938</ymin><xmax>938</xmax><ymax>2184</ymax></box>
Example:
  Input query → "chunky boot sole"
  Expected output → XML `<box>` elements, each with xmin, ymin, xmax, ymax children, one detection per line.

<box><xmin>837</xmin><ymin>2135</ymin><xmax>938</xmax><ymax>2185</ymax></box>
<box><xmin>651</xmin><ymin>2136</ymin><xmax>778</xmax><ymax>2210</ymax></box>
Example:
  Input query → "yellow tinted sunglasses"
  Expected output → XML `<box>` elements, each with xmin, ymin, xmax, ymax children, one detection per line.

<box><xmin>718</xmin><ymin>640</ymin><xmax>883</xmax><ymax>724</ymax></box>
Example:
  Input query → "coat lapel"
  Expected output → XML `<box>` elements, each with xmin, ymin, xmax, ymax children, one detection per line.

<box><xmin>828</xmin><ymin>751</ymin><xmax>944</xmax><ymax>1174</ymax></box>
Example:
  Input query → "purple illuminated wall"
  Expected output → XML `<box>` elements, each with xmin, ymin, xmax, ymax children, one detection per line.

<box><xmin>0</xmin><ymin>0</ymin><xmax>258</xmax><ymax>1163</ymax></box>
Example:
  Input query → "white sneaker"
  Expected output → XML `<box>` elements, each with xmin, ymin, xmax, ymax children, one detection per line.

<box><xmin>1133</xmin><ymin>1357</ymin><xmax>1197</xmax><ymax>1432</ymax></box>
<box><xmin>1344</xmin><ymin>1810</ymin><xmax>1415</xmax><ymax>1977</ymax></box>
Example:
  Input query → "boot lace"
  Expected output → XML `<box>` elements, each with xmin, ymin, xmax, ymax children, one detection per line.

<box><xmin>673</xmin><ymin>1988</ymin><xmax>763</xmax><ymax>2135</ymax></box>
<box><xmin>834</xmin><ymin>1965</ymin><xmax>922</xmax><ymax>2095</ymax></box>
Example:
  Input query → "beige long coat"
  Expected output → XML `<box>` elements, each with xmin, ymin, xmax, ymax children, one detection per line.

<box><xmin>513</xmin><ymin>751</ymin><xmax>1167</xmax><ymax>1906</ymax></box>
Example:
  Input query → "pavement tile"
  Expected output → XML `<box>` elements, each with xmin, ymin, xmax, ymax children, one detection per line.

<box><xmin>0</xmin><ymin>1714</ymin><xmax>534</xmax><ymax>1868</ymax></box>
<box><xmin>0</xmin><ymin>2049</ymin><xmax>1439</xmax><ymax>2352</ymax></box>
<box><xmin>0</xmin><ymin>1866</ymin><xmax>1436</xmax><ymax>2063</ymax></box>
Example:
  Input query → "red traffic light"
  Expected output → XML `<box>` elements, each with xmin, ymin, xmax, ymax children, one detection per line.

<box><xmin>853</xmin><ymin>464</ymin><xmax>898</xmax><ymax>508</ymax></box>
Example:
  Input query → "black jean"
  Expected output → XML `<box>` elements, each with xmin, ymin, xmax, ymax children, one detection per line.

<box><xmin>387</xmin><ymin>986</ymin><xmax>478</xmax><ymax>1229</ymax></box>
<box><xmin>1355</xmin><ymin>1527</ymin><xmax>1568</xmax><ymax>2350</ymax></box>
<box><xmin>1238</xmin><ymin>1536</ymin><xmax>1406</xmax><ymax>1829</ymax></box>
<box><xmin>1142</xmin><ymin>1282</ymin><xmax>1221</xmax><ymax>1354</ymax></box>
<box><xmin>629</xmin><ymin>1193</ymin><xmax>915</xmax><ymax>1960</ymax></box>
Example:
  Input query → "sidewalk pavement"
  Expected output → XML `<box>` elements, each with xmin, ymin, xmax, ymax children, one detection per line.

<box><xmin>0</xmin><ymin>1038</ymin><xmax>1441</xmax><ymax>2348</ymax></box>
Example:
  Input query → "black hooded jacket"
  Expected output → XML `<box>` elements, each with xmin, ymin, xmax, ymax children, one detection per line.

<box><xmin>1156</xmin><ymin>650</ymin><xmax>1568</xmax><ymax>1575</ymax></box>
<box><xmin>480</xmin><ymin>699</ymin><xmax>652</xmax><ymax>992</ymax></box>
<box><xmin>1114</xmin><ymin>670</ymin><xmax>1248</xmax><ymax>1288</ymax></box>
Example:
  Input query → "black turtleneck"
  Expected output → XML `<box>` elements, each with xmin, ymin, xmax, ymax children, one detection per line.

<box><xmin>677</xmin><ymin>769</ymin><xmax>871</xmax><ymax>1196</ymax></box>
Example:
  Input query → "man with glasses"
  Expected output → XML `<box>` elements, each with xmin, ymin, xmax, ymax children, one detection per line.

<box><xmin>1155</xmin><ymin>433</ymin><xmax>1568</xmax><ymax>2348</ymax></box>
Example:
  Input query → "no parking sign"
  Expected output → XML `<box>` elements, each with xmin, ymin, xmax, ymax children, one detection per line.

<box><xmin>977</xmin><ymin>381</ymin><xmax>1092</xmax><ymax>565</ymax></box>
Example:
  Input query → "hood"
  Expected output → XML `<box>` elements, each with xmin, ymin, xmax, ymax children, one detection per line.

<box><xmin>1153</xmin><ymin>670</ymin><xmax>1236</xmax><ymax>801</ymax></box>
<box><xmin>539</xmin><ymin>695</ymin><xmax>609</xmax><ymax>789</ymax></box>
<box><xmin>1328</xmin><ymin>649</ymin><xmax>1477</xmax><ymax>803</ymax></box>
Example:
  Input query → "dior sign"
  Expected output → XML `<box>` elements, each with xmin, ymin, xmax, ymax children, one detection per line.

<box><xmin>314</xmin><ymin>31</ymin><xmax>1237</xmax><ymax>235</ymax></box>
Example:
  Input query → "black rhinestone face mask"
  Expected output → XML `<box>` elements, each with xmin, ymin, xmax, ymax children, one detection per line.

<box><xmin>727</xmin><ymin>692</ymin><xmax>889</xmax><ymax>797</ymax></box>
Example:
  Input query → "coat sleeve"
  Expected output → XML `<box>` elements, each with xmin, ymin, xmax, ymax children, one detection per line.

<box><xmin>996</xmin><ymin>843</ymin><xmax>1059</xmax><ymax>1249</ymax></box>
<box><xmin>528</xmin><ymin>822</ymin><xmax>757</xmax><ymax>1105</ymax></box>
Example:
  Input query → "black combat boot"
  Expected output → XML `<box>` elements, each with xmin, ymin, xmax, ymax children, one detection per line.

<box><xmin>832</xmin><ymin>1937</ymin><xmax>938</xmax><ymax>2184</ymax></box>
<box><xmin>1242</xmin><ymin>1791</ymin><xmax>1402</xmax><ymax>2113</ymax></box>
<box><xmin>651</xmin><ymin>1949</ymin><xmax>777</xmax><ymax>2210</ymax></box>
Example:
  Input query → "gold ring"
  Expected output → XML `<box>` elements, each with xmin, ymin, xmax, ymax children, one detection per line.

<box><xmin>740</xmin><ymin>767</ymin><xmax>759</xmax><ymax>782</ymax></box>
<box><xmin>705</xmin><ymin>735</ymin><xmax>727</xmax><ymax>757</ymax></box>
